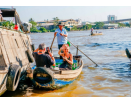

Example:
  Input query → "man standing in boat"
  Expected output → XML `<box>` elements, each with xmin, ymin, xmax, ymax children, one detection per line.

<box><xmin>91</xmin><ymin>28</ymin><xmax>93</xmax><ymax>35</ymax></box>
<box><xmin>54</xmin><ymin>22</ymin><xmax>68</xmax><ymax>50</ymax></box>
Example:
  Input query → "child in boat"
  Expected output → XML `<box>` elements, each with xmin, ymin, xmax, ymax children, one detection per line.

<box><xmin>58</xmin><ymin>44</ymin><xmax>73</xmax><ymax>70</ymax></box>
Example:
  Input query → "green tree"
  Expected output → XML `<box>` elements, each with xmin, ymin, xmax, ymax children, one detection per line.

<box><xmin>29</xmin><ymin>18</ymin><xmax>39</xmax><ymax>32</ymax></box>
<box><xmin>71</xmin><ymin>26</ymin><xmax>78</xmax><ymax>31</ymax></box>
<box><xmin>39</xmin><ymin>27</ymin><xmax>47</xmax><ymax>32</ymax></box>
<box><xmin>30</xmin><ymin>27</ymin><xmax>41</xmax><ymax>32</ymax></box>
<box><xmin>95</xmin><ymin>22</ymin><xmax>104</xmax><ymax>29</ymax></box>
<box><xmin>118</xmin><ymin>23</ymin><xmax>126</xmax><ymax>27</ymax></box>
<box><xmin>82</xmin><ymin>25</ymin><xmax>87</xmax><ymax>30</ymax></box>
<box><xmin>29</xmin><ymin>18</ymin><xmax>34</xmax><ymax>22</ymax></box>
<box><xmin>86</xmin><ymin>24</ymin><xmax>92</xmax><ymax>29</ymax></box>
<box><xmin>126</xmin><ymin>23</ymin><xmax>130</xmax><ymax>27</ymax></box>
<box><xmin>53</xmin><ymin>17</ymin><xmax>59</xmax><ymax>28</ymax></box>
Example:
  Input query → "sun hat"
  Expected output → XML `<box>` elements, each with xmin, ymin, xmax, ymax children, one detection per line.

<box><xmin>57</xmin><ymin>22</ymin><xmax>65</xmax><ymax>26</ymax></box>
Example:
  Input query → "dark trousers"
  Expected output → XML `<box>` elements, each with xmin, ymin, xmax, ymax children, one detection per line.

<box><xmin>58</xmin><ymin>44</ymin><xmax>63</xmax><ymax>59</ymax></box>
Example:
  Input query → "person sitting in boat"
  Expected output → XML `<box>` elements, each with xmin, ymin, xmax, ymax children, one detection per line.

<box><xmin>58</xmin><ymin>44</ymin><xmax>73</xmax><ymax>70</ymax></box>
<box><xmin>33</xmin><ymin>43</ymin><xmax>55</xmax><ymax>68</ymax></box>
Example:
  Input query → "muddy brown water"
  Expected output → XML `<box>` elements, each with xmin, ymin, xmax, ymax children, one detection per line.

<box><xmin>2</xmin><ymin>28</ymin><xmax>131</xmax><ymax>97</ymax></box>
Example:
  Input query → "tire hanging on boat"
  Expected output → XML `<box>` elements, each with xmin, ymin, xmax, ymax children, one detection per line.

<box><xmin>125</xmin><ymin>48</ymin><xmax>131</xmax><ymax>58</ymax></box>
<box><xmin>32</xmin><ymin>67</ymin><xmax>54</xmax><ymax>87</ymax></box>
<box><xmin>26</xmin><ymin>49</ymin><xmax>34</xmax><ymax>63</ymax></box>
<box><xmin>6</xmin><ymin>64</ymin><xmax>21</xmax><ymax>91</ymax></box>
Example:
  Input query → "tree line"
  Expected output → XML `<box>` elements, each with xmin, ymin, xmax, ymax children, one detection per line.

<box><xmin>0</xmin><ymin>17</ymin><xmax>130</xmax><ymax>33</ymax></box>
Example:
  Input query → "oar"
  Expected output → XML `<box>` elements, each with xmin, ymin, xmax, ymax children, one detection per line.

<box><xmin>50</xmin><ymin>36</ymin><xmax>55</xmax><ymax>52</ymax></box>
<box><xmin>63</xmin><ymin>36</ymin><xmax>98</xmax><ymax>66</ymax></box>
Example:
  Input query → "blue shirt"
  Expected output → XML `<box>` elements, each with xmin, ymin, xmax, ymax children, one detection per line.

<box><xmin>55</xmin><ymin>28</ymin><xmax>68</xmax><ymax>45</ymax></box>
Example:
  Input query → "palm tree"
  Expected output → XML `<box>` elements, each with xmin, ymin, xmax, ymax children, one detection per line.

<box><xmin>29</xmin><ymin>18</ymin><xmax>34</xmax><ymax>22</ymax></box>
<box><xmin>53</xmin><ymin>17</ymin><xmax>59</xmax><ymax>27</ymax></box>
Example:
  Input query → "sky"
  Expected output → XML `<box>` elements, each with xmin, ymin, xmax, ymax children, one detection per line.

<box><xmin>1</xmin><ymin>1</ymin><xmax>131</xmax><ymax>23</ymax></box>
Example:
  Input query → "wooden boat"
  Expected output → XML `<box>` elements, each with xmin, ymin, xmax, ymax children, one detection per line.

<box><xmin>0</xmin><ymin>8</ymin><xmax>33</xmax><ymax>96</ymax></box>
<box><xmin>31</xmin><ymin>55</ymin><xmax>84</xmax><ymax>89</ymax></box>
<box><xmin>91</xmin><ymin>32</ymin><xmax>103</xmax><ymax>36</ymax></box>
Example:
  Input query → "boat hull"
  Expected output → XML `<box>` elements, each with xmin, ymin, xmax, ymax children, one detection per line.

<box><xmin>0</xmin><ymin>28</ymin><xmax>33</xmax><ymax>96</ymax></box>
<box><xmin>31</xmin><ymin>60</ymin><xmax>83</xmax><ymax>89</ymax></box>
<box><xmin>91</xmin><ymin>33</ymin><xmax>103</xmax><ymax>36</ymax></box>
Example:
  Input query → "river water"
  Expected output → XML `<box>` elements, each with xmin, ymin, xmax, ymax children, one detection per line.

<box><xmin>2</xmin><ymin>28</ymin><xmax>131</xmax><ymax>97</ymax></box>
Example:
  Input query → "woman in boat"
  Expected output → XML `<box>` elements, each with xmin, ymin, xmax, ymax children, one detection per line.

<box><xmin>58</xmin><ymin>44</ymin><xmax>73</xmax><ymax>70</ymax></box>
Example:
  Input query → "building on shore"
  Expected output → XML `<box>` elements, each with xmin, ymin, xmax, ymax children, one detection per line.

<box><xmin>103</xmin><ymin>23</ymin><xmax>118</xmax><ymax>29</ymax></box>
<box><xmin>36</xmin><ymin>19</ymin><xmax>82</xmax><ymax>30</ymax></box>
<box><xmin>108</xmin><ymin>15</ymin><xmax>117</xmax><ymax>22</ymax></box>
<box><xmin>82</xmin><ymin>21</ymin><xmax>90</xmax><ymax>25</ymax></box>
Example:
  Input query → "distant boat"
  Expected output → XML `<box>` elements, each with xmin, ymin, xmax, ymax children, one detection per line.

<box><xmin>91</xmin><ymin>32</ymin><xmax>103</xmax><ymax>36</ymax></box>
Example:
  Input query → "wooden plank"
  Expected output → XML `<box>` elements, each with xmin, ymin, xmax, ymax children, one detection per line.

<box><xmin>56</xmin><ymin>60</ymin><xmax>83</xmax><ymax>75</ymax></box>
<box><xmin>0</xmin><ymin>46</ymin><xmax>6</xmax><ymax>67</ymax></box>
<box><xmin>54</xmin><ymin>72</ymin><xmax>80</xmax><ymax>79</ymax></box>
<box><xmin>0</xmin><ymin>31</ymin><xmax>9</xmax><ymax>65</ymax></box>
<box><xmin>0</xmin><ymin>74</ymin><xmax>6</xmax><ymax>85</ymax></box>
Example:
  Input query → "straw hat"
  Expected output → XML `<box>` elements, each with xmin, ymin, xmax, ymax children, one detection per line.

<box><xmin>0</xmin><ymin>10</ymin><xmax>2</xmax><ymax>14</ymax></box>
<box><xmin>57</xmin><ymin>22</ymin><xmax>65</xmax><ymax>26</ymax></box>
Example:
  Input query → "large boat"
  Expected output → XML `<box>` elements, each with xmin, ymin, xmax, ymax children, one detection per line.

<box><xmin>0</xmin><ymin>8</ymin><xmax>34</xmax><ymax>96</ymax></box>
<box><xmin>30</xmin><ymin>55</ymin><xmax>83</xmax><ymax>89</ymax></box>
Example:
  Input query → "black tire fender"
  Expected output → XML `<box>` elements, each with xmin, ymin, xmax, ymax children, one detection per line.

<box><xmin>6</xmin><ymin>64</ymin><xmax>21</xmax><ymax>91</ymax></box>
<box><xmin>26</xmin><ymin>49</ymin><xmax>34</xmax><ymax>63</ymax></box>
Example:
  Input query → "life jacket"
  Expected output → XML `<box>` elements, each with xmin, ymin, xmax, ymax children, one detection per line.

<box><xmin>37</xmin><ymin>50</ymin><xmax>45</xmax><ymax>55</ymax></box>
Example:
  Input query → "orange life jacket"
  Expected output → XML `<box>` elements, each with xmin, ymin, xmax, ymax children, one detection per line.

<box><xmin>37</xmin><ymin>50</ymin><xmax>45</xmax><ymax>55</ymax></box>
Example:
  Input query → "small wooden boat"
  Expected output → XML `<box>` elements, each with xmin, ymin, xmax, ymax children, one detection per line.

<box><xmin>91</xmin><ymin>32</ymin><xmax>103</xmax><ymax>36</ymax></box>
<box><xmin>31</xmin><ymin>55</ymin><xmax>83</xmax><ymax>89</ymax></box>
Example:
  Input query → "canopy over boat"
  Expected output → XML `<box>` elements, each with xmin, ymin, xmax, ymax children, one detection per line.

<box><xmin>0</xmin><ymin>8</ymin><xmax>22</xmax><ymax>25</ymax></box>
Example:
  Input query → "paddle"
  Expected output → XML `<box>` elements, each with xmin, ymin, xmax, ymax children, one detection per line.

<box><xmin>50</xmin><ymin>36</ymin><xmax>55</xmax><ymax>52</ymax></box>
<box><xmin>63</xmin><ymin>36</ymin><xmax>98</xmax><ymax>67</ymax></box>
